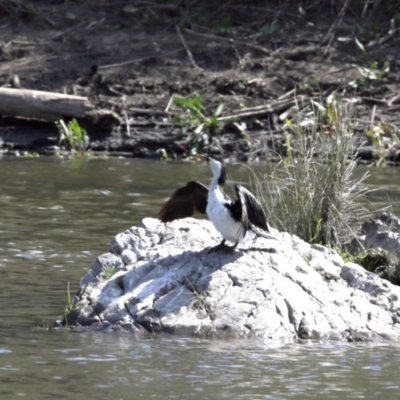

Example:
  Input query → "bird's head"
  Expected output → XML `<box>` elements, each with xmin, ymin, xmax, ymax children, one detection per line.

<box><xmin>196</xmin><ymin>154</ymin><xmax>226</xmax><ymax>185</ymax></box>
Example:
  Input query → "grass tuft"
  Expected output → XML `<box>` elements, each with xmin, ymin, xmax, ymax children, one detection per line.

<box><xmin>63</xmin><ymin>282</ymin><xmax>73</xmax><ymax>326</ymax></box>
<box><xmin>102</xmin><ymin>264</ymin><xmax>117</xmax><ymax>280</ymax></box>
<box><xmin>257</xmin><ymin>93</ymin><xmax>373</xmax><ymax>249</ymax></box>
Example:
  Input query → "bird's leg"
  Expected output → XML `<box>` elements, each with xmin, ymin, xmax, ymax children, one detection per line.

<box><xmin>208</xmin><ymin>239</ymin><xmax>226</xmax><ymax>253</ymax></box>
<box><xmin>208</xmin><ymin>239</ymin><xmax>237</xmax><ymax>253</ymax></box>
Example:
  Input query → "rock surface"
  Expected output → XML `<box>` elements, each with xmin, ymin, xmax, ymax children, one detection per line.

<box><xmin>65</xmin><ymin>217</ymin><xmax>400</xmax><ymax>343</ymax></box>
<box><xmin>363</xmin><ymin>211</ymin><xmax>400</xmax><ymax>253</ymax></box>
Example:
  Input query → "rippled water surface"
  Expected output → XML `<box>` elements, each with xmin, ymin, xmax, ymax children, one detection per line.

<box><xmin>1</xmin><ymin>157</ymin><xmax>400</xmax><ymax>399</ymax></box>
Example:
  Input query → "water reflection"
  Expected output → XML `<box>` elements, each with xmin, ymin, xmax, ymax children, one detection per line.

<box><xmin>1</xmin><ymin>157</ymin><xmax>400</xmax><ymax>399</ymax></box>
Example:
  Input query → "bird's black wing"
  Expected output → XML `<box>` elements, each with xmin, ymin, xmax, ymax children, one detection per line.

<box><xmin>157</xmin><ymin>181</ymin><xmax>208</xmax><ymax>223</ymax></box>
<box><xmin>234</xmin><ymin>184</ymin><xmax>269</xmax><ymax>231</ymax></box>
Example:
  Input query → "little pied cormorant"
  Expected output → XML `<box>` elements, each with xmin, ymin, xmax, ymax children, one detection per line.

<box><xmin>157</xmin><ymin>155</ymin><xmax>275</xmax><ymax>251</ymax></box>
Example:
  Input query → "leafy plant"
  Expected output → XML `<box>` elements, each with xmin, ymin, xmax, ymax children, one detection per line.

<box><xmin>58</xmin><ymin>118</ymin><xmax>89</xmax><ymax>154</ymax></box>
<box><xmin>171</xmin><ymin>94</ymin><xmax>225</xmax><ymax>155</ymax></box>
<box><xmin>156</xmin><ymin>148</ymin><xmax>172</xmax><ymax>161</ymax></box>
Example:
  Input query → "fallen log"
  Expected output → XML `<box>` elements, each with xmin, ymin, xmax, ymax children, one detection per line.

<box><xmin>0</xmin><ymin>88</ymin><xmax>94</xmax><ymax>121</ymax></box>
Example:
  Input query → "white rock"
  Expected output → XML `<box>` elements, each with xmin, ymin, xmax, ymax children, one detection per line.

<box><xmin>66</xmin><ymin>218</ymin><xmax>400</xmax><ymax>343</ymax></box>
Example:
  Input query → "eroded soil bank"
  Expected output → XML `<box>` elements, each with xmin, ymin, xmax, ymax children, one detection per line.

<box><xmin>0</xmin><ymin>1</ymin><xmax>399</xmax><ymax>161</ymax></box>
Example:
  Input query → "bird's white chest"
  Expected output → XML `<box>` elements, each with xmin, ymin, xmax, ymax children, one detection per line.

<box><xmin>206</xmin><ymin>186</ymin><xmax>241</xmax><ymax>243</ymax></box>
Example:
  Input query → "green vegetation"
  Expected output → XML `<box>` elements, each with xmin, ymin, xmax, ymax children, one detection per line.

<box><xmin>21</xmin><ymin>152</ymin><xmax>40</xmax><ymax>158</ymax></box>
<box><xmin>184</xmin><ymin>275</ymin><xmax>212</xmax><ymax>318</ymax></box>
<box><xmin>33</xmin><ymin>321</ymin><xmax>50</xmax><ymax>332</ymax></box>
<box><xmin>57</xmin><ymin>118</ymin><xmax>88</xmax><ymax>154</ymax></box>
<box><xmin>348</xmin><ymin>61</ymin><xmax>390</xmax><ymax>89</ymax></box>
<box><xmin>171</xmin><ymin>94</ymin><xmax>228</xmax><ymax>155</ymax></box>
<box><xmin>156</xmin><ymin>148</ymin><xmax>172</xmax><ymax>161</ymax></box>
<box><xmin>255</xmin><ymin>93</ymin><xmax>373</xmax><ymax>250</ymax></box>
<box><xmin>102</xmin><ymin>264</ymin><xmax>117</xmax><ymax>280</ymax></box>
<box><xmin>63</xmin><ymin>282</ymin><xmax>73</xmax><ymax>325</ymax></box>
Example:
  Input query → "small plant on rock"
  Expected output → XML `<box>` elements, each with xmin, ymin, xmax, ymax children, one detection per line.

<box><xmin>102</xmin><ymin>264</ymin><xmax>117</xmax><ymax>280</ymax></box>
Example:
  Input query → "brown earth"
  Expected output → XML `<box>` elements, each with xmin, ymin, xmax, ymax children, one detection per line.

<box><xmin>0</xmin><ymin>1</ymin><xmax>399</xmax><ymax>161</ymax></box>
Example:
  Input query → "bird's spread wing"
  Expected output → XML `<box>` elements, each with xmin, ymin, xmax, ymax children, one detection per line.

<box><xmin>234</xmin><ymin>184</ymin><xmax>269</xmax><ymax>231</ymax></box>
<box><xmin>157</xmin><ymin>181</ymin><xmax>208</xmax><ymax>222</ymax></box>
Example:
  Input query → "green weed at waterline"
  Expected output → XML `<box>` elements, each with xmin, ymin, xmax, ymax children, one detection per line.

<box><xmin>58</xmin><ymin>118</ymin><xmax>88</xmax><ymax>154</ymax></box>
<box><xmin>64</xmin><ymin>282</ymin><xmax>73</xmax><ymax>326</ymax></box>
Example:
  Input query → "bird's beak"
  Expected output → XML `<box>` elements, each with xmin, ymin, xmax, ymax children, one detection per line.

<box><xmin>195</xmin><ymin>154</ymin><xmax>209</xmax><ymax>163</ymax></box>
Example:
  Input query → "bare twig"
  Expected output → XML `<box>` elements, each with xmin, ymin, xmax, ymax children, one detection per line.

<box><xmin>362</xmin><ymin>97</ymin><xmax>388</xmax><ymax>105</ymax></box>
<box><xmin>165</xmin><ymin>95</ymin><xmax>175</xmax><ymax>113</ymax></box>
<box><xmin>217</xmin><ymin>98</ymin><xmax>303</xmax><ymax>122</ymax></box>
<box><xmin>107</xmin><ymin>86</ymin><xmax>125</xmax><ymax>97</ymax></box>
<box><xmin>175</xmin><ymin>25</ymin><xmax>201</xmax><ymax>70</ymax></box>
<box><xmin>231</xmin><ymin>4</ymin><xmax>301</xmax><ymax>18</ymax></box>
<box><xmin>370</xmin><ymin>105</ymin><xmax>376</xmax><ymax>129</ymax></box>
<box><xmin>184</xmin><ymin>29</ymin><xmax>271</xmax><ymax>57</ymax></box>
<box><xmin>388</xmin><ymin>94</ymin><xmax>400</xmax><ymax>107</ymax></box>
<box><xmin>124</xmin><ymin>111</ymin><xmax>130</xmax><ymax>137</ymax></box>
<box><xmin>129</xmin><ymin>108</ymin><xmax>168</xmax><ymax>116</ymax></box>
<box><xmin>320</xmin><ymin>0</ymin><xmax>350</xmax><ymax>55</ymax></box>
<box><xmin>278</xmin><ymin>89</ymin><xmax>296</xmax><ymax>100</ymax></box>
<box><xmin>366</xmin><ymin>21</ymin><xmax>399</xmax><ymax>49</ymax></box>
<box><xmin>51</xmin><ymin>23</ymin><xmax>85</xmax><ymax>40</ymax></box>
<box><xmin>98</xmin><ymin>49</ymin><xmax>181</xmax><ymax>70</ymax></box>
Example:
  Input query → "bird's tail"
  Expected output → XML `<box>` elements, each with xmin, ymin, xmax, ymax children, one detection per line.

<box><xmin>252</xmin><ymin>228</ymin><xmax>278</xmax><ymax>241</ymax></box>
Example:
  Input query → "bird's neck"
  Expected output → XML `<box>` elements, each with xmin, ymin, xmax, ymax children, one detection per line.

<box><xmin>217</xmin><ymin>165</ymin><xmax>226</xmax><ymax>186</ymax></box>
<box><xmin>209</xmin><ymin>174</ymin><xmax>220</xmax><ymax>191</ymax></box>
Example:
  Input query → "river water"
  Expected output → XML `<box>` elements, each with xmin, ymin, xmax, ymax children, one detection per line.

<box><xmin>1</xmin><ymin>157</ymin><xmax>400</xmax><ymax>399</ymax></box>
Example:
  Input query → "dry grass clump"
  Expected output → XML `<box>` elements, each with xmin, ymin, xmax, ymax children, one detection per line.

<box><xmin>257</xmin><ymin>93</ymin><xmax>373</xmax><ymax>249</ymax></box>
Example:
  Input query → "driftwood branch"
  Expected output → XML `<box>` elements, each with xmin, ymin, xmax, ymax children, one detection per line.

<box><xmin>0</xmin><ymin>88</ymin><xmax>94</xmax><ymax>121</ymax></box>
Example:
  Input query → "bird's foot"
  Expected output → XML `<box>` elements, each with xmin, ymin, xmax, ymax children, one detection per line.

<box><xmin>208</xmin><ymin>241</ymin><xmax>237</xmax><ymax>254</ymax></box>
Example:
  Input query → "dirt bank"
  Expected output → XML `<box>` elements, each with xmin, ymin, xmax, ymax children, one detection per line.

<box><xmin>0</xmin><ymin>1</ymin><xmax>399</xmax><ymax>161</ymax></box>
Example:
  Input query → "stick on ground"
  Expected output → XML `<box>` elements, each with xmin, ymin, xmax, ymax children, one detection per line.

<box><xmin>175</xmin><ymin>25</ymin><xmax>201</xmax><ymax>70</ymax></box>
